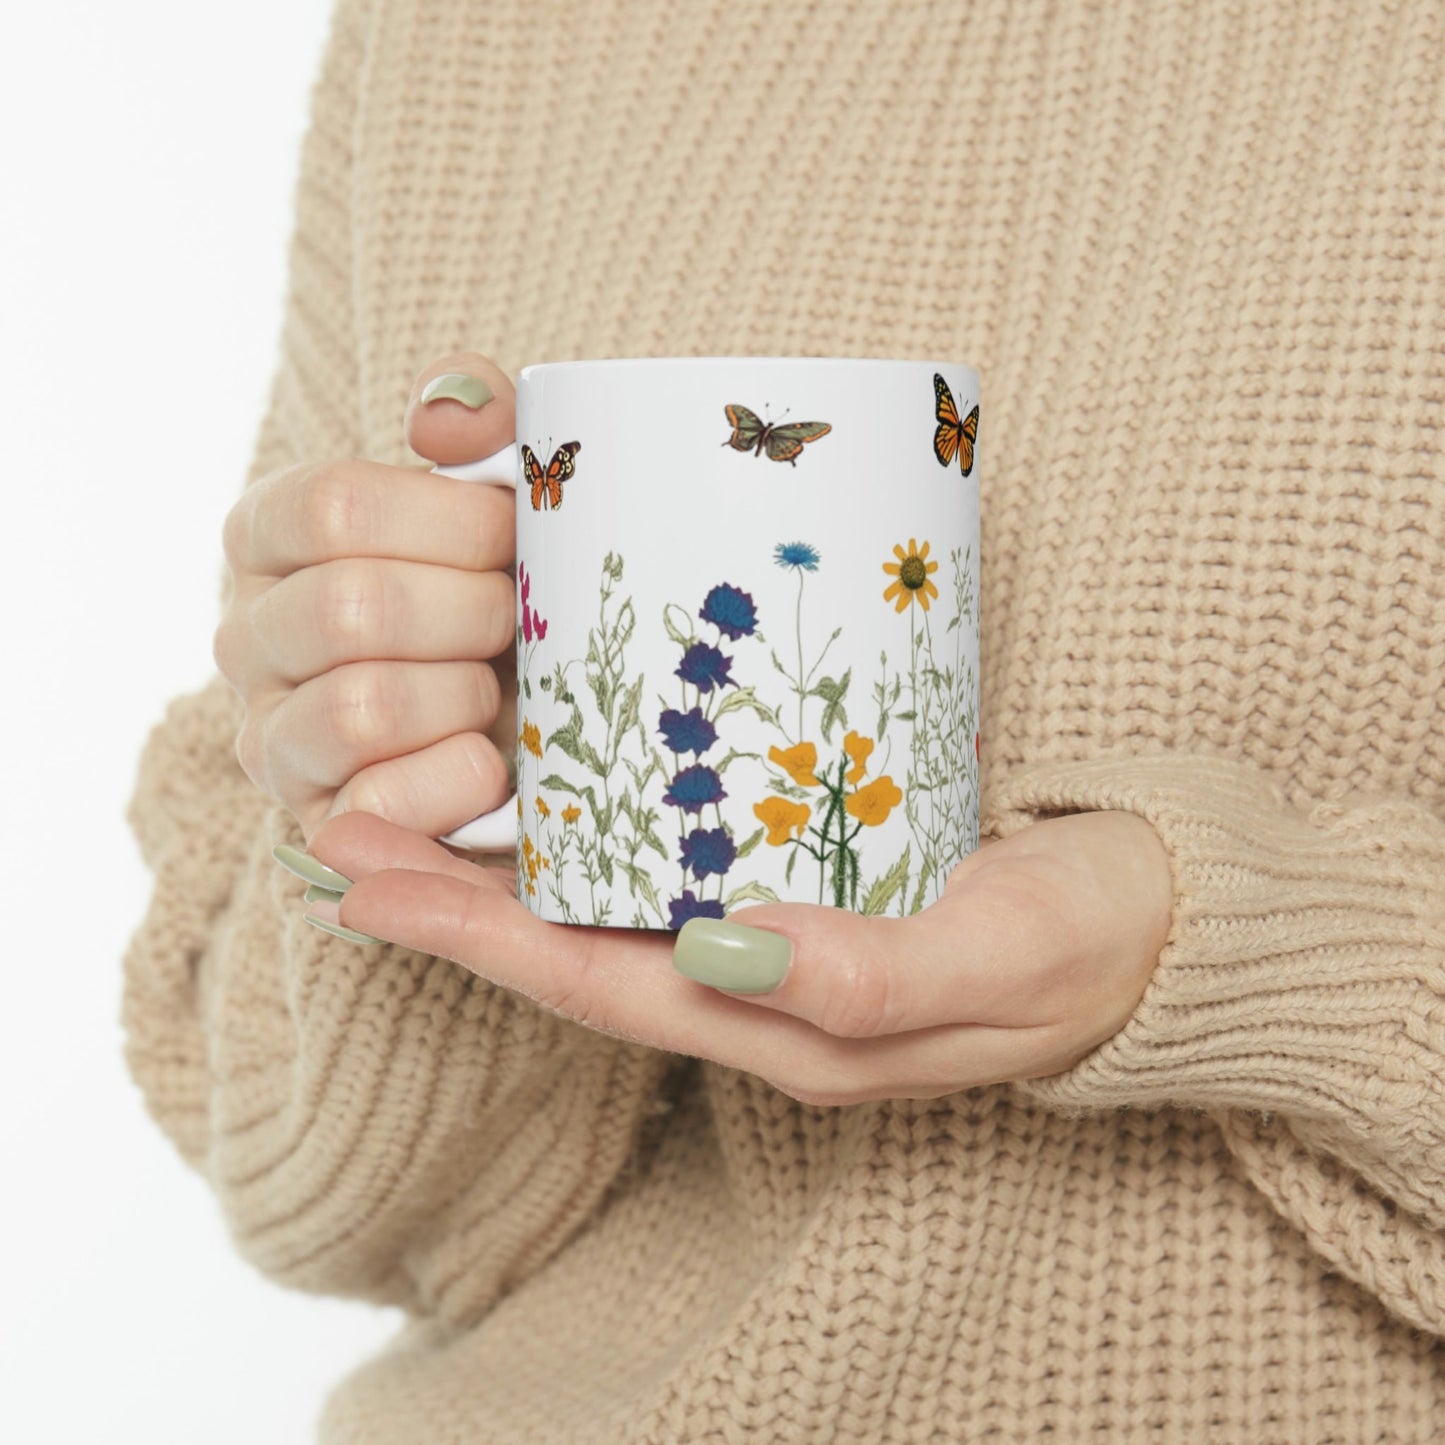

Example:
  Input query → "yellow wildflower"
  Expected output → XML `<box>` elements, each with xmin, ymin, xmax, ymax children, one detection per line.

<box><xmin>753</xmin><ymin>796</ymin><xmax>812</xmax><ymax>845</ymax></box>
<box><xmin>520</xmin><ymin>719</ymin><xmax>543</xmax><ymax>759</ymax></box>
<box><xmin>845</xmin><ymin>775</ymin><xmax>903</xmax><ymax>826</ymax></box>
<box><xmin>768</xmin><ymin>741</ymin><xmax>820</xmax><ymax>787</ymax></box>
<box><xmin>843</xmin><ymin>730</ymin><xmax>874</xmax><ymax>784</ymax></box>
<box><xmin>882</xmin><ymin>538</ymin><xmax>940</xmax><ymax>613</ymax></box>
<box><xmin>562</xmin><ymin>803</ymin><xmax>582</xmax><ymax>824</ymax></box>
<box><xmin>536</xmin><ymin>796</ymin><xmax>551</xmax><ymax>819</ymax></box>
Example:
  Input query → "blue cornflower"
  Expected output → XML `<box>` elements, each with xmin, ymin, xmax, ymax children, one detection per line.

<box><xmin>662</xmin><ymin>763</ymin><xmax>726</xmax><ymax>814</ymax></box>
<box><xmin>675</xmin><ymin>641</ymin><xmax>735</xmax><ymax>693</ymax></box>
<box><xmin>678</xmin><ymin>826</ymin><xmax>737</xmax><ymax>880</ymax></box>
<box><xmin>699</xmin><ymin>582</ymin><xmax>758</xmax><ymax>640</ymax></box>
<box><xmin>667</xmin><ymin>890</ymin><xmax>727</xmax><ymax>931</ymax></box>
<box><xmin>774</xmin><ymin>541</ymin><xmax>821</xmax><ymax>571</ymax></box>
<box><xmin>658</xmin><ymin>706</ymin><xmax>718</xmax><ymax>756</ymax></box>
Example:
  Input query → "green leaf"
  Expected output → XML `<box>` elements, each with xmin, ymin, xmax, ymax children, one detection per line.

<box><xmin>618</xmin><ymin>860</ymin><xmax>664</xmax><ymax>919</ymax></box>
<box><xmin>810</xmin><ymin>668</ymin><xmax>851</xmax><ymax>705</ymax></box>
<box><xmin>819</xmin><ymin>696</ymin><xmax>848</xmax><ymax>742</ymax></box>
<box><xmin>604</xmin><ymin>552</ymin><xmax>624</xmax><ymax>582</ymax></box>
<box><xmin>663</xmin><ymin>603</ymin><xmax>695</xmax><ymax>648</ymax></box>
<box><xmin>768</xmin><ymin>776</ymin><xmax>812</xmax><ymax>800</ymax></box>
<box><xmin>710</xmin><ymin>746</ymin><xmax>761</xmax><ymax>775</ymax></box>
<box><xmin>909</xmin><ymin>855</ymin><xmax>936</xmax><ymax>915</ymax></box>
<box><xmin>860</xmin><ymin>846</ymin><xmax>910</xmax><ymax>916</ymax></box>
<box><xmin>785</xmin><ymin>845</ymin><xmax>800</xmax><ymax>885</ymax></box>
<box><xmin>894</xmin><ymin>711</ymin><xmax>916</xmax><ymax>722</ymax></box>
<box><xmin>714</xmin><ymin>685</ymin><xmax>782</xmax><ymax>728</ymax></box>
<box><xmin>723</xmin><ymin>880</ymin><xmax>781</xmax><ymax>907</ymax></box>
<box><xmin>733</xmin><ymin>826</ymin><xmax>766</xmax><ymax>859</ymax></box>
<box><xmin>616</xmin><ymin>675</ymin><xmax>643</xmax><ymax>739</ymax></box>
<box><xmin>522</xmin><ymin>675</ymin><xmax>532</xmax><ymax>699</ymax></box>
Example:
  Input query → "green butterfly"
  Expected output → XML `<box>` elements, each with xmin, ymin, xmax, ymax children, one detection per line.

<box><xmin>722</xmin><ymin>405</ymin><xmax>832</xmax><ymax>465</ymax></box>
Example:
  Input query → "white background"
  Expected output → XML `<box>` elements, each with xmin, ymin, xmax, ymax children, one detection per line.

<box><xmin>0</xmin><ymin>4</ymin><xmax>404</xmax><ymax>1441</ymax></box>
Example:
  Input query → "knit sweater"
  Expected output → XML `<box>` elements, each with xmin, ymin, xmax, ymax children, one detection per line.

<box><xmin>122</xmin><ymin>1</ymin><xmax>1445</xmax><ymax>1440</ymax></box>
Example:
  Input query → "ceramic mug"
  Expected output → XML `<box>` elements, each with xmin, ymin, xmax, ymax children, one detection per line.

<box><xmin>432</xmin><ymin>357</ymin><xmax>980</xmax><ymax>930</ymax></box>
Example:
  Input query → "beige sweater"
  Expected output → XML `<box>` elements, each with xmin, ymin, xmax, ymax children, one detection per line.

<box><xmin>122</xmin><ymin>1</ymin><xmax>1445</xmax><ymax>1439</ymax></box>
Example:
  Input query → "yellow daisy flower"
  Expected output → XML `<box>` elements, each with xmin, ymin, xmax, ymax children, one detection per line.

<box><xmin>882</xmin><ymin>538</ymin><xmax>940</xmax><ymax>613</ymax></box>
<box><xmin>520</xmin><ymin>719</ymin><xmax>543</xmax><ymax>759</ymax></box>
<box><xmin>562</xmin><ymin>803</ymin><xmax>581</xmax><ymax>824</ymax></box>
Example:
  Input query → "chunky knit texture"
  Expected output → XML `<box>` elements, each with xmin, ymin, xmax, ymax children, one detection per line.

<box><xmin>122</xmin><ymin>1</ymin><xmax>1445</xmax><ymax>1439</ymax></box>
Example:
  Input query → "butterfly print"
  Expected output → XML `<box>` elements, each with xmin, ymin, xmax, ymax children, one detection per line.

<box><xmin>932</xmin><ymin>374</ymin><xmax>978</xmax><ymax>476</ymax></box>
<box><xmin>722</xmin><ymin>405</ymin><xmax>832</xmax><ymax>465</ymax></box>
<box><xmin>522</xmin><ymin>441</ymin><xmax>581</xmax><ymax>511</ymax></box>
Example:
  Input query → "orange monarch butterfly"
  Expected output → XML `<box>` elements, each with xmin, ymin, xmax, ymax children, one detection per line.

<box><xmin>521</xmin><ymin>441</ymin><xmax>581</xmax><ymax>511</ymax></box>
<box><xmin>932</xmin><ymin>373</ymin><xmax>978</xmax><ymax>476</ymax></box>
<box><xmin>723</xmin><ymin>405</ymin><xmax>832</xmax><ymax>465</ymax></box>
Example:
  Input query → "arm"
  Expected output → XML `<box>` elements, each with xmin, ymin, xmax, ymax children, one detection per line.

<box><xmin>121</xmin><ymin>0</ymin><xmax>680</xmax><ymax>1326</ymax></box>
<box><xmin>989</xmin><ymin>752</ymin><xmax>1445</xmax><ymax>1335</ymax></box>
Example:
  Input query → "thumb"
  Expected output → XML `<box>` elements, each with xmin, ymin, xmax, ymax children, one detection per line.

<box><xmin>670</xmin><ymin>879</ymin><xmax>979</xmax><ymax>1039</ymax></box>
<box><xmin>404</xmin><ymin>352</ymin><xmax>517</xmax><ymax>466</ymax></box>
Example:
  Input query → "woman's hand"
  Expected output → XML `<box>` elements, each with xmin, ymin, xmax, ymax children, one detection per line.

<box><xmin>215</xmin><ymin>356</ymin><xmax>519</xmax><ymax>843</ymax></box>
<box><xmin>300</xmin><ymin>807</ymin><xmax>1173</xmax><ymax>1104</ymax></box>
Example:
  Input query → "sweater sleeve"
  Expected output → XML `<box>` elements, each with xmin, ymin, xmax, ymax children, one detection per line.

<box><xmin>985</xmin><ymin>752</ymin><xmax>1445</xmax><ymax>1336</ymax></box>
<box><xmin>120</xmin><ymin>0</ymin><xmax>680</xmax><ymax>1328</ymax></box>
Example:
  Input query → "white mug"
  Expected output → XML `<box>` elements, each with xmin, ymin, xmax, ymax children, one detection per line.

<box><xmin>434</xmin><ymin>357</ymin><xmax>981</xmax><ymax>930</ymax></box>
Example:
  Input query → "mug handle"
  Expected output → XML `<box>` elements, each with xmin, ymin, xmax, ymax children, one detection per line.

<box><xmin>429</xmin><ymin>443</ymin><xmax>521</xmax><ymax>852</ymax></box>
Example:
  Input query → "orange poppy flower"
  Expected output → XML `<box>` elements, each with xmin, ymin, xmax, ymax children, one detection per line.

<box><xmin>843</xmin><ymin>730</ymin><xmax>874</xmax><ymax>784</ymax></box>
<box><xmin>845</xmin><ymin>775</ymin><xmax>903</xmax><ymax>826</ymax></box>
<box><xmin>768</xmin><ymin>741</ymin><xmax>820</xmax><ymax>787</ymax></box>
<box><xmin>753</xmin><ymin>796</ymin><xmax>812</xmax><ymax>845</ymax></box>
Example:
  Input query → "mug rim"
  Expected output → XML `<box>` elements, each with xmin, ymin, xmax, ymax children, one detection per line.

<box><xmin>518</xmin><ymin>356</ymin><xmax>980</xmax><ymax>385</ymax></box>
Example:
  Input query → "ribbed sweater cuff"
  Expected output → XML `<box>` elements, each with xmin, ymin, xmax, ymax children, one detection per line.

<box><xmin>983</xmin><ymin>754</ymin><xmax>1445</xmax><ymax>1127</ymax></box>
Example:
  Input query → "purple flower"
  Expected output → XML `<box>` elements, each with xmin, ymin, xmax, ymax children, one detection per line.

<box><xmin>667</xmin><ymin>890</ymin><xmax>727</xmax><ymax>931</ymax></box>
<box><xmin>662</xmin><ymin>763</ymin><xmax>726</xmax><ymax>814</ymax></box>
<box><xmin>699</xmin><ymin>583</ymin><xmax>758</xmax><ymax>640</ymax></box>
<box><xmin>658</xmin><ymin>706</ymin><xmax>718</xmax><ymax>756</ymax></box>
<box><xmin>679</xmin><ymin>826</ymin><xmax>737</xmax><ymax>880</ymax></box>
<box><xmin>675</xmin><ymin>642</ymin><xmax>735</xmax><ymax>693</ymax></box>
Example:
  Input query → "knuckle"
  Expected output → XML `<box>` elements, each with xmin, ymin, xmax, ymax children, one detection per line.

<box><xmin>211</xmin><ymin>613</ymin><xmax>239</xmax><ymax>679</ymax></box>
<box><xmin>233</xmin><ymin>713</ymin><xmax>267</xmax><ymax>790</ymax></box>
<box><xmin>473</xmin><ymin>662</ymin><xmax>502</xmax><ymax>724</ymax></box>
<box><xmin>323</xmin><ymin>663</ymin><xmax>402</xmax><ymax>753</ymax></box>
<box><xmin>314</xmin><ymin>560</ymin><xmax>392</xmax><ymax>654</ymax></box>
<box><xmin>816</xmin><ymin>951</ymin><xmax>898</xmax><ymax>1040</ymax></box>
<box><xmin>220</xmin><ymin>495</ymin><xmax>250</xmax><ymax>566</ymax></box>
<box><xmin>298</xmin><ymin>461</ymin><xmax>371</xmax><ymax>556</ymax></box>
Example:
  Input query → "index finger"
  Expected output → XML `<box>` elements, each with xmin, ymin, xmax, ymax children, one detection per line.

<box><xmin>227</xmin><ymin>456</ymin><xmax>517</xmax><ymax>578</ymax></box>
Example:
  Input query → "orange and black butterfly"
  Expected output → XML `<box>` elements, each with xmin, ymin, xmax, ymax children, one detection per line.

<box><xmin>521</xmin><ymin>441</ymin><xmax>581</xmax><ymax>511</ymax></box>
<box><xmin>723</xmin><ymin>405</ymin><xmax>831</xmax><ymax>465</ymax></box>
<box><xmin>932</xmin><ymin>374</ymin><xmax>978</xmax><ymax>476</ymax></box>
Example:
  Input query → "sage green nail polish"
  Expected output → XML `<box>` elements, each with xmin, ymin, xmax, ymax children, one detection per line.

<box><xmin>420</xmin><ymin>372</ymin><xmax>494</xmax><ymax>409</ymax></box>
<box><xmin>672</xmin><ymin>918</ymin><xmax>792</xmax><ymax>994</ymax></box>
<box><xmin>504</xmin><ymin>751</ymin><xmax>518</xmax><ymax>790</ymax></box>
<box><xmin>303</xmin><ymin>914</ymin><xmax>384</xmax><ymax>946</ymax></box>
<box><xmin>304</xmin><ymin>883</ymin><xmax>347</xmax><ymax>906</ymax></box>
<box><xmin>272</xmin><ymin>844</ymin><xmax>352</xmax><ymax>892</ymax></box>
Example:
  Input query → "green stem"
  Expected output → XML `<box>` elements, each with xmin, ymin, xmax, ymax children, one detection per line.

<box><xmin>796</xmin><ymin>568</ymin><xmax>806</xmax><ymax>741</ymax></box>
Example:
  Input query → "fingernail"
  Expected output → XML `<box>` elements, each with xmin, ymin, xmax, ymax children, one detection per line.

<box><xmin>304</xmin><ymin>883</ymin><xmax>347</xmax><ymax>906</ymax></box>
<box><xmin>420</xmin><ymin>373</ymin><xmax>494</xmax><ymax>409</ymax></box>
<box><xmin>273</xmin><ymin>844</ymin><xmax>352</xmax><ymax>892</ymax></box>
<box><xmin>672</xmin><ymin>919</ymin><xmax>792</xmax><ymax>994</ymax></box>
<box><xmin>303</xmin><ymin>914</ymin><xmax>384</xmax><ymax>946</ymax></box>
